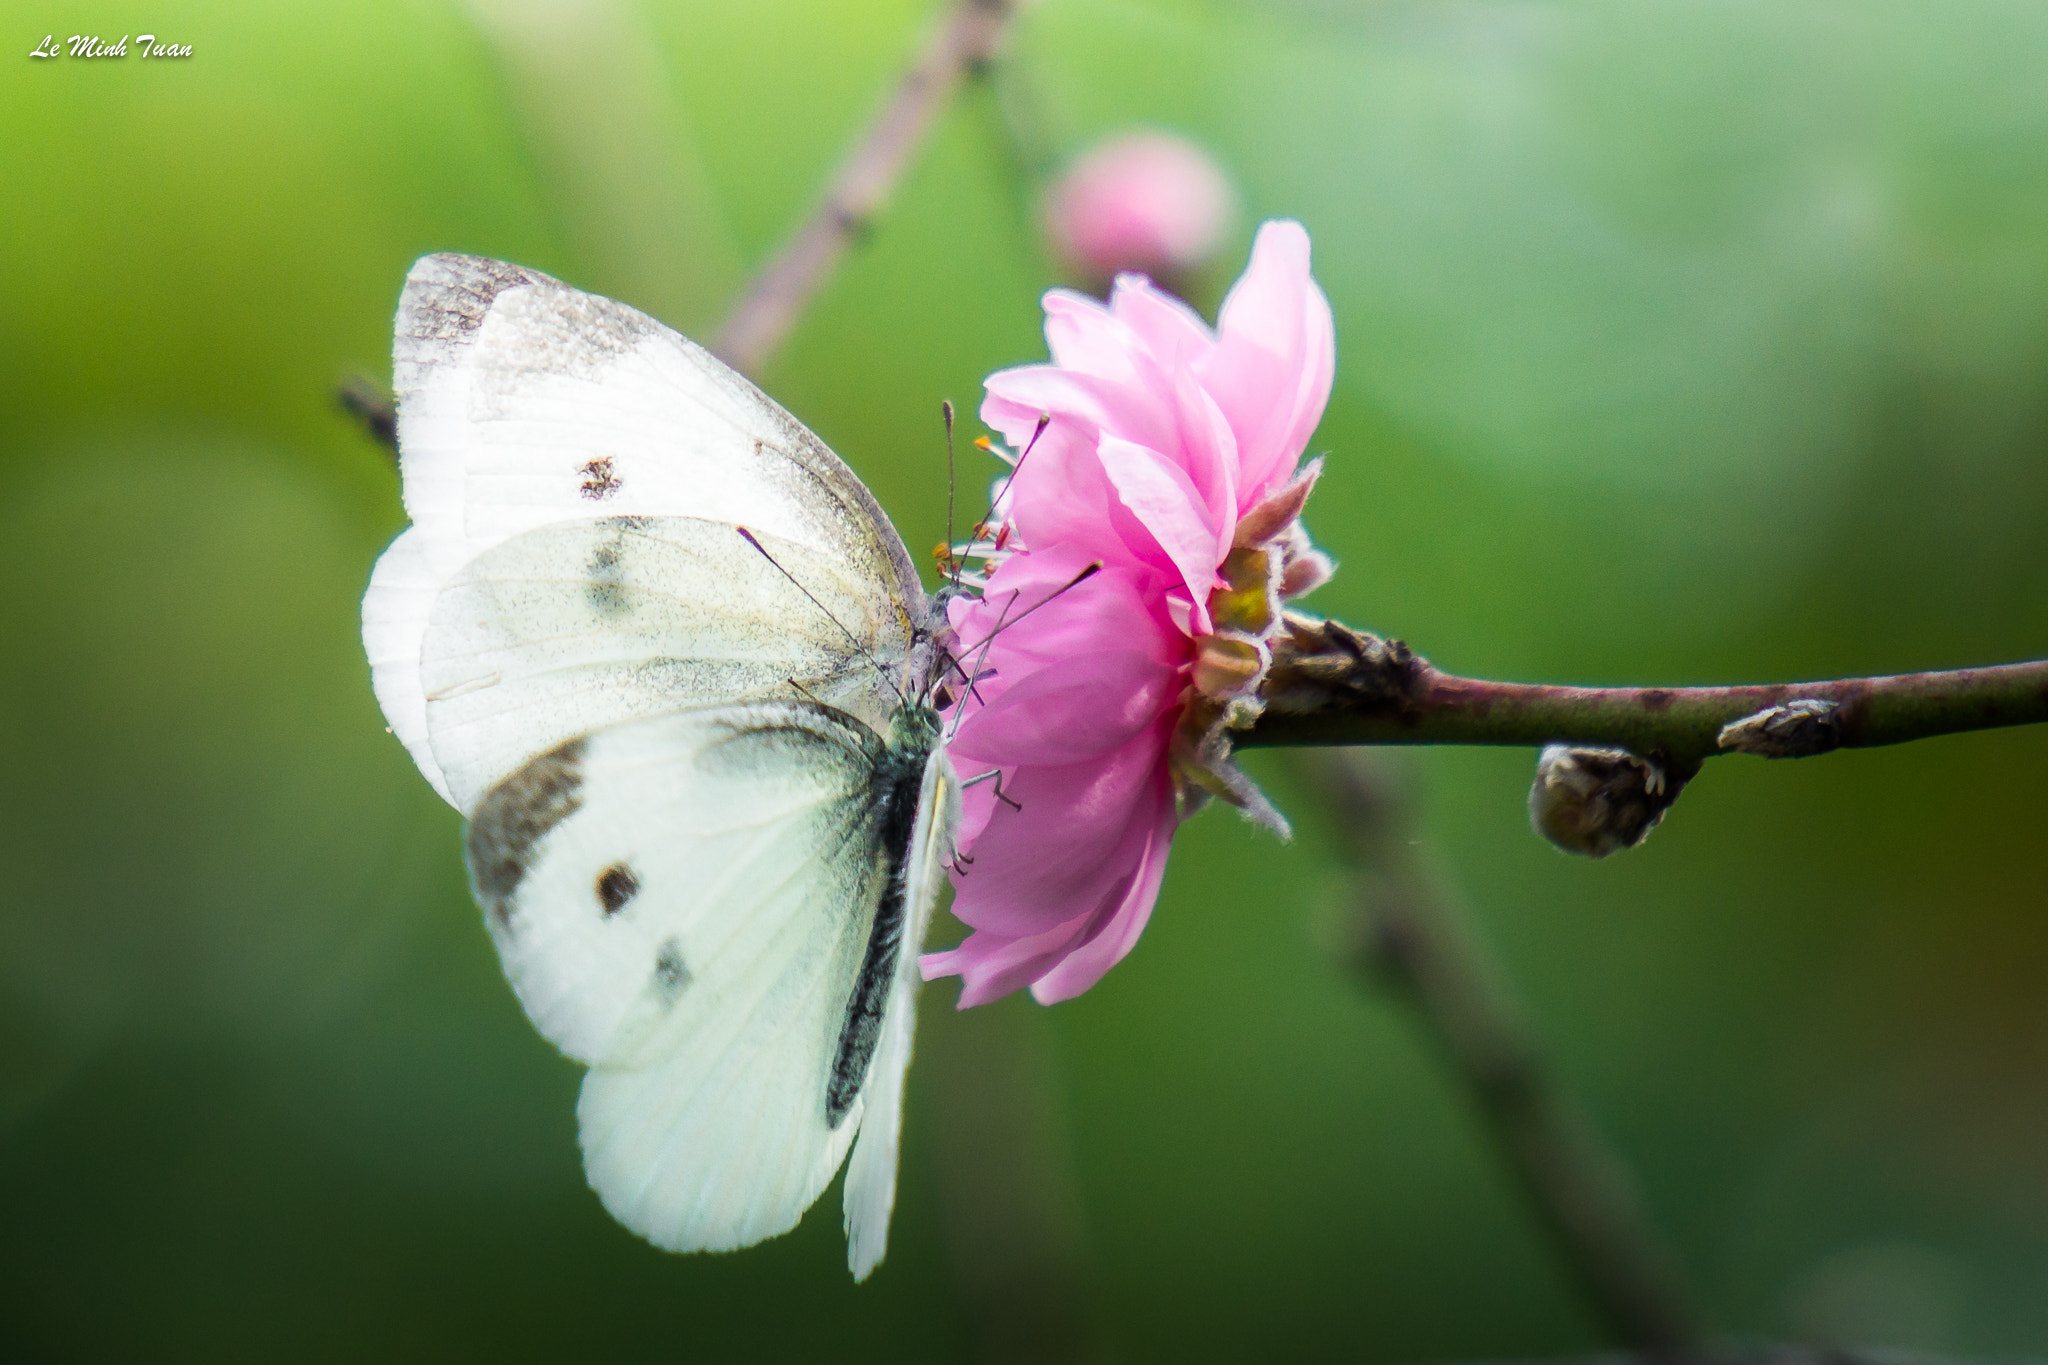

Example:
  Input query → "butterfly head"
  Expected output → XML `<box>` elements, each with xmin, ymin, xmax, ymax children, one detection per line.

<box><xmin>886</xmin><ymin>699</ymin><xmax>946</xmax><ymax>758</ymax></box>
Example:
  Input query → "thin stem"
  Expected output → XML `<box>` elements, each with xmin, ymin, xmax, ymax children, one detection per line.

<box><xmin>1463</xmin><ymin>1350</ymin><xmax>1978</xmax><ymax>1365</ymax></box>
<box><xmin>713</xmin><ymin>0</ymin><xmax>1023</xmax><ymax>375</ymax></box>
<box><xmin>1307</xmin><ymin>751</ymin><xmax>1705</xmax><ymax>1357</ymax></box>
<box><xmin>336</xmin><ymin>375</ymin><xmax>398</xmax><ymax>457</ymax></box>
<box><xmin>1246</xmin><ymin>617</ymin><xmax>2048</xmax><ymax>768</ymax></box>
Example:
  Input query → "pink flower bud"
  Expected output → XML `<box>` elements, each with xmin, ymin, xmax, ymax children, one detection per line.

<box><xmin>1043</xmin><ymin>131</ymin><xmax>1236</xmax><ymax>283</ymax></box>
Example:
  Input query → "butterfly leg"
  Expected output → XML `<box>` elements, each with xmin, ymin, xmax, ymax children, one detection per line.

<box><xmin>960</xmin><ymin>767</ymin><xmax>1022</xmax><ymax>811</ymax></box>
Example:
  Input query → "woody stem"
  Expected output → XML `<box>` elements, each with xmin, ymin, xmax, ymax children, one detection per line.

<box><xmin>1242</xmin><ymin>618</ymin><xmax>2048</xmax><ymax>767</ymax></box>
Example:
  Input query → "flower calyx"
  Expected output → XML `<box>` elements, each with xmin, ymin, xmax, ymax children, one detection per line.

<box><xmin>1263</xmin><ymin>616</ymin><xmax>1420</xmax><ymax>716</ymax></box>
<box><xmin>1170</xmin><ymin>462</ymin><xmax>1335</xmax><ymax>839</ymax></box>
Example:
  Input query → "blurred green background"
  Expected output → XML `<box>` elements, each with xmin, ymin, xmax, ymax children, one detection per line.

<box><xmin>4</xmin><ymin>0</ymin><xmax>2047</xmax><ymax>1359</ymax></box>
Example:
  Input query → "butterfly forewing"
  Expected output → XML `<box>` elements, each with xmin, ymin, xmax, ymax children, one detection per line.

<box><xmin>368</xmin><ymin>253</ymin><xmax>926</xmax><ymax>807</ymax></box>
<box><xmin>419</xmin><ymin>515</ymin><xmax>908</xmax><ymax>812</ymax></box>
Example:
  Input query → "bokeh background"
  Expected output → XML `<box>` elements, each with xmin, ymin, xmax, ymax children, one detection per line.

<box><xmin>5</xmin><ymin>1</ymin><xmax>2048</xmax><ymax>1359</ymax></box>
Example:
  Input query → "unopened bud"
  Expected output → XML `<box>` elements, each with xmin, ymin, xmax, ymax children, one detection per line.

<box><xmin>1044</xmin><ymin>131</ymin><xmax>1236</xmax><ymax>284</ymax></box>
<box><xmin>1528</xmin><ymin>745</ymin><xmax>1672</xmax><ymax>858</ymax></box>
<box><xmin>1718</xmin><ymin>698</ymin><xmax>1841</xmax><ymax>758</ymax></box>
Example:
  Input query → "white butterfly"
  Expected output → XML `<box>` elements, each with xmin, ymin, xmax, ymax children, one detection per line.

<box><xmin>362</xmin><ymin>254</ymin><xmax>960</xmax><ymax>1280</ymax></box>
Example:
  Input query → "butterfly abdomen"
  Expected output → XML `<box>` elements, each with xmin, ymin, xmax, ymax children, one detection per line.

<box><xmin>824</xmin><ymin>705</ymin><xmax>942</xmax><ymax>1127</ymax></box>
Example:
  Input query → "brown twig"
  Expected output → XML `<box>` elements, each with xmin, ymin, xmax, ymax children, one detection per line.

<box><xmin>1463</xmin><ymin>1349</ymin><xmax>2004</xmax><ymax>1365</ymax></box>
<box><xmin>713</xmin><ymin>0</ymin><xmax>1022</xmax><ymax>375</ymax></box>
<box><xmin>1249</xmin><ymin>616</ymin><xmax>2048</xmax><ymax>768</ymax></box>
<box><xmin>1308</xmin><ymin>751</ymin><xmax>1706</xmax><ymax>1357</ymax></box>
<box><xmin>337</xmin><ymin>374</ymin><xmax>398</xmax><ymax>459</ymax></box>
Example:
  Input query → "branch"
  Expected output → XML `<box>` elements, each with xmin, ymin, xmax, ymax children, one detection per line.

<box><xmin>336</xmin><ymin>374</ymin><xmax>398</xmax><ymax>457</ymax></box>
<box><xmin>712</xmin><ymin>0</ymin><xmax>1022</xmax><ymax>375</ymax></box>
<box><xmin>1307</xmin><ymin>752</ymin><xmax>1705</xmax><ymax>1357</ymax></box>
<box><xmin>1457</xmin><ymin>1349</ymin><xmax>2004</xmax><ymax>1365</ymax></box>
<box><xmin>1247</xmin><ymin>616</ymin><xmax>2048</xmax><ymax>768</ymax></box>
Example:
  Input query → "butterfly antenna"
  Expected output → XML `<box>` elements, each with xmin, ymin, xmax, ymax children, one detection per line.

<box><xmin>1015</xmin><ymin>412</ymin><xmax>1052</xmax><ymax>476</ymax></box>
<box><xmin>942</xmin><ymin>560</ymin><xmax>1102</xmax><ymax>741</ymax></box>
<box><xmin>959</xmin><ymin>413</ymin><xmax>1051</xmax><ymax>554</ymax></box>
<box><xmin>736</xmin><ymin>526</ymin><xmax>906</xmax><ymax>706</ymax></box>
<box><xmin>949</xmin><ymin>561</ymin><xmax>1102</xmax><ymax>661</ymax></box>
<box><xmin>946</xmin><ymin>588</ymin><xmax>1019</xmax><ymax>740</ymax></box>
<box><xmin>992</xmin><ymin>414</ymin><xmax>1053</xmax><ymax>521</ymax></box>
<box><xmin>933</xmin><ymin>559</ymin><xmax>1103</xmax><ymax>697</ymax></box>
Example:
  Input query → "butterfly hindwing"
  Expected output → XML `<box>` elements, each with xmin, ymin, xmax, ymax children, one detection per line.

<box><xmin>470</xmin><ymin>701</ymin><xmax>926</xmax><ymax>1254</ymax></box>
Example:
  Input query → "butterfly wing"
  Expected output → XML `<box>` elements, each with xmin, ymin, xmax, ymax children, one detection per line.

<box><xmin>416</xmin><ymin>514</ymin><xmax>913</xmax><ymax>813</ymax></box>
<box><xmin>364</xmin><ymin>253</ymin><xmax>928</xmax><ymax>807</ymax></box>
<box><xmin>472</xmin><ymin>701</ymin><xmax>934</xmax><ymax>1256</ymax></box>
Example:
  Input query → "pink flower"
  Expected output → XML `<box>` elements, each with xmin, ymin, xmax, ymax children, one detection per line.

<box><xmin>924</xmin><ymin>220</ymin><xmax>1336</xmax><ymax>1007</ymax></box>
<box><xmin>1044</xmin><ymin>131</ymin><xmax>1237</xmax><ymax>284</ymax></box>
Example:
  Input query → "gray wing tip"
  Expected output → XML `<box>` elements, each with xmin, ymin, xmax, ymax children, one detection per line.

<box><xmin>396</xmin><ymin>254</ymin><xmax>563</xmax><ymax>354</ymax></box>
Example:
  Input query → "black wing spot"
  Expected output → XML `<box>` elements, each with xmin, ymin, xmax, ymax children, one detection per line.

<box><xmin>596</xmin><ymin>863</ymin><xmax>640</xmax><ymax>916</ymax></box>
<box><xmin>653</xmin><ymin>938</ymin><xmax>690</xmax><ymax>998</ymax></box>
<box><xmin>585</xmin><ymin>523</ymin><xmax>632</xmax><ymax>617</ymax></box>
<box><xmin>579</xmin><ymin>456</ymin><xmax>623</xmax><ymax>500</ymax></box>
<box><xmin>465</xmin><ymin>738</ymin><xmax>588</xmax><ymax>929</ymax></box>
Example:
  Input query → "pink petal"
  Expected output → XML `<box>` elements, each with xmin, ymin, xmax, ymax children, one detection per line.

<box><xmin>984</xmin><ymin>365</ymin><xmax>1125</xmax><ymax>442</ymax></box>
<box><xmin>1096</xmin><ymin>437</ymin><xmax>1225</xmax><ymax>624</ymax></box>
<box><xmin>1028</xmin><ymin>800</ymin><xmax>1175</xmax><ymax>1004</ymax></box>
<box><xmin>953</xmin><ymin>551</ymin><xmax>1183</xmax><ymax>674</ymax></box>
<box><xmin>1042</xmin><ymin>290</ymin><xmax>1146</xmax><ymax>384</ymax></box>
<box><xmin>1194</xmin><ymin>335</ymin><xmax>1295</xmax><ymax>504</ymax></box>
<box><xmin>1195</xmin><ymin>221</ymin><xmax>1327</xmax><ymax>498</ymax></box>
<box><xmin>1015</xmin><ymin>446</ymin><xmax>1170</xmax><ymax>571</ymax></box>
<box><xmin>1216</xmin><ymin>220</ymin><xmax>1314</xmax><ymax>364</ymax></box>
<box><xmin>986</xmin><ymin>358</ymin><xmax>1178</xmax><ymax>460</ymax></box>
<box><xmin>943</xmin><ymin>723</ymin><xmax>1171</xmax><ymax>940</ymax></box>
<box><xmin>921</xmin><ymin>911</ymin><xmax>1096</xmax><ymax>1009</ymax></box>
<box><xmin>1110</xmin><ymin>274</ymin><xmax>1215</xmax><ymax>367</ymax></box>
<box><xmin>1169</xmin><ymin>370</ymin><xmax>1240</xmax><ymax>535</ymax></box>
<box><xmin>949</xmin><ymin>648</ymin><xmax>1178</xmax><ymax>765</ymax></box>
<box><xmin>971</xmin><ymin>406</ymin><xmax>1126</xmax><ymax>554</ymax></box>
<box><xmin>1275</xmin><ymin>276</ymin><xmax>1335</xmax><ymax>501</ymax></box>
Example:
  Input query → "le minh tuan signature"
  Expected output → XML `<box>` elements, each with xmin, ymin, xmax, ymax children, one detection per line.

<box><xmin>31</xmin><ymin>34</ymin><xmax>191</xmax><ymax>59</ymax></box>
